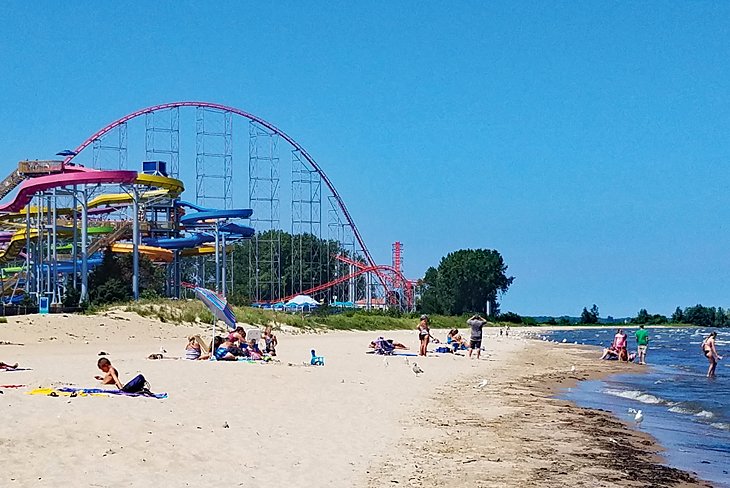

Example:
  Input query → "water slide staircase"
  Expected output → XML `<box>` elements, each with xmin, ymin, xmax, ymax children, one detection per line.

<box><xmin>87</xmin><ymin>221</ymin><xmax>132</xmax><ymax>256</ymax></box>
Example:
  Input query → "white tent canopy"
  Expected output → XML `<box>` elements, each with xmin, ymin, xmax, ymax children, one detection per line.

<box><xmin>285</xmin><ymin>294</ymin><xmax>319</xmax><ymax>306</ymax></box>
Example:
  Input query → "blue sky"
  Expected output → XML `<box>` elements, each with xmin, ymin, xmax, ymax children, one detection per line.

<box><xmin>2</xmin><ymin>1</ymin><xmax>730</xmax><ymax>317</ymax></box>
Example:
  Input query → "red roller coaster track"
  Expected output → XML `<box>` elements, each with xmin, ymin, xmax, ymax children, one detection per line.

<box><xmin>61</xmin><ymin>101</ymin><xmax>385</xmax><ymax>291</ymax></box>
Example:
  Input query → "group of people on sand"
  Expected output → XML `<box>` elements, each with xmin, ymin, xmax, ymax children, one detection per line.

<box><xmin>185</xmin><ymin>325</ymin><xmax>278</xmax><ymax>361</ymax></box>
<box><xmin>601</xmin><ymin>326</ymin><xmax>642</xmax><ymax>363</ymax></box>
<box><xmin>600</xmin><ymin>325</ymin><xmax>724</xmax><ymax>378</ymax></box>
<box><xmin>416</xmin><ymin>313</ymin><xmax>489</xmax><ymax>359</ymax></box>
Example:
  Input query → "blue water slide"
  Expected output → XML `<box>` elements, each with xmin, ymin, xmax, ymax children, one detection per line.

<box><xmin>176</xmin><ymin>201</ymin><xmax>254</xmax><ymax>237</ymax></box>
<box><xmin>143</xmin><ymin>233</ymin><xmax>214</xmax><ymax>250</ymax></box>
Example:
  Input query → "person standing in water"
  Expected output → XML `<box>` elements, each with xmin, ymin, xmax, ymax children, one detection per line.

<box><xmin>702</xmin><ymin>331</ymin><xmax>723</xmax><ymax>378</ymax></box>
<box><xmin>635</xmin><ymin>325</ymin><xmax>649</xmax><ymax>365</ymax></box>
<box><xmin>417</xmin><ymin>315</ymin><xmax>430</xmax><ymax>357</ymax></box>
<box><xmin>467</xmin><ymin>314</ymin><xmax>487</xmax><ymax>359</ymax></box>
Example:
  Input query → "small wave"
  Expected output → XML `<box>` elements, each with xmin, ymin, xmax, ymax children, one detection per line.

<box><xmin>669</xmin><ymin>406</ymin><xmax>694</xmax><ymax>414</ymax></box>
<box><xmin>603</xmin><ymin>388</ymin><xmax>665</xmax><ymax>405</ymax></box>
<box><xmin>695</xmin><ymin>410</ymin><xmax>714</xmax><ymax>419</ymax></box>
<box><xmin>711</xmin><ymin>422</ymin><xmax>730</xmax><ymax>431</ymax></box>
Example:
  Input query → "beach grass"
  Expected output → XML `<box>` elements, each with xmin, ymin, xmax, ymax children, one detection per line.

<box><xmin>87</xmin><ymin>298</ymin><xmax>483</xmax><ymax>331</ymax></box>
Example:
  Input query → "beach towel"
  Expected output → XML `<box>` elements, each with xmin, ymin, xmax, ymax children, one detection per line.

<box><xmin>0</xmin><ymin>368</ymin><xmax>31</xmax><ymax>372</ymax></box>
<box><xmin>27</xmin><ymin>387</ymin><xmax>167</xmax><ymax>399</ymax></box>
<box><xmin>59</xmin><ymin>387</ymin><xmax>167</xmax><ymax>399</ymax></box>
<box><xmin>27</xmin><ymin>388</ymin><xmax>106</xmax><ymax>397</ymax></box>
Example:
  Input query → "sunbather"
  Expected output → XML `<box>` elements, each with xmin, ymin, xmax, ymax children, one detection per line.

<box><xmin>228</xmin><ymin>326</ymin><xmax>246</xmax><ymax>344</ymax></box>
<box><xmin>185</xmin><ymin>336</ymin><xmax>202</xmax><ymax>360</ymax></box>
<box><xmin>0</xmin><ymin>361</ymin><xmax>19</xmax><ymax>370</ymax></box>
<box><xmin>369</xmin><ymin>337</ymin><xmax>408</xmax><ymax>354</ymax></box>
<box><xmin>95</xmin><ymin>358</ymin><xmax>123</xmax><ymax>388</ymax></box>
<box><xmin>447</xmin><ymin>329</ymin><xmax>467</xmax><ymax>351</ymax></box>
<box><xmin>263</xmin><ymin>326</ymin><xmax>278</xmax><ymax>356</ymax></box>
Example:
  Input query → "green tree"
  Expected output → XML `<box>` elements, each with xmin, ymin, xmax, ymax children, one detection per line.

<box><xmin>684</xmin><ymin>304</ymin><xmax>716</xmax><ymax>327</ymax></box>
<box><xmin>580</xmin><ymin>305</ymin><xmax>599</xmax><ymax>324</ymax></box>
<box><xmin>418</xmin><ymin>249</ymin><xmax>514</xmax><ymax>316</ymax></box>
<box><xmin>87</xmin><ymin>249</ymin><xmax>165</xmax><ymax>304</ymax></box>
<box><xmin>634</xmin><ymin>309</ymin><xmax>650</xmax><ymax>324</ymax></box>
<box><xmin>671</xmin><ymin>306</ymin><xmax>684</xmax><ymax>323</ymax></box>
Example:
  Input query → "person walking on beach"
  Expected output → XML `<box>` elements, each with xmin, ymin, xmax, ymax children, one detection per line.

<box><xmin>702</xmin><ymin>331</ymin><xmax>723</xmax><ymax>378</ymax></box>
<box><xmin>417</xmin><ymin>315</ymin><xmax>431</xmax><ymax>356</ymax></box>
<box><xmin>635</xmin><ymin>325</ymin><xmax>649</xmax><ymax>365</ymax></box>
<box><xmin>468</xmin><ymin>314</ymin><xmax>487</xmax><ymax>359</ymax></box>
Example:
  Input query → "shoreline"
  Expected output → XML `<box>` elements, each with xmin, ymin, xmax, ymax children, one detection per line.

<box><xmin>0</xmin><ymin>315</ymin><xmax>714</xmax><ymax>487</ymax></box>
<box><xmin>364</xmin><ymin>336</ymin><xmax>712</xmax><ymax>488</ymax></box>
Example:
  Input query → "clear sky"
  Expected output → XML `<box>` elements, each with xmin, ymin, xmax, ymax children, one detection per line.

<box><xmin>2</xmin><ymin>1</ymin><xmax>730</xmax><ymax>317</ymax></box>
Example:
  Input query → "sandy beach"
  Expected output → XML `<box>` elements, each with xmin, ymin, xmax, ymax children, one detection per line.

<box><xmin>0</xmin><ymin>314</ymin><xmax>712</xmax><ymax>487</ymax></box>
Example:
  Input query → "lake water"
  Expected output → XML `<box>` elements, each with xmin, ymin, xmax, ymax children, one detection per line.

<box><xmin>542</xmin><ymin>327</ymin><xmax>730</xmax><ymax>487</ymax></box>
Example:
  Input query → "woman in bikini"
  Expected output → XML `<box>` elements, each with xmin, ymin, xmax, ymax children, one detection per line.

<box><xmin>702</xmin><ymin>331</ymin><xmax>723</xmax><ymax>378</ymax></box>
<box><xmin>417</xmin><ymin>314</ymin><xmax>430</xmax><ymax>357</ymax></box>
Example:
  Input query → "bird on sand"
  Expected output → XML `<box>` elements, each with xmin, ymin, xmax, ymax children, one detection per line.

<box><xmin>404</xmin><ymin>358</ymin><xmax>410</xmax><ymax>366</ymax></box>
<box><xmin>383</xmin><ymin>357</ymin><xmax>389</xmax><ymax>368</ymax></box>
<box><xmin>412</xmin><ymin>362</ymin><xmax>424</xmax><ymax>376</ymax></box>
<box><xmin>475</xmin><ymin>379</ymin><xmax>488</xmax><ymax>389</ymax></box>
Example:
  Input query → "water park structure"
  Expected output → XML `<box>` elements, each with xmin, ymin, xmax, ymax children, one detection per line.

<box><xmin>1</xmin><ymin>102</ymin><xmax>415</xmax><ymax>311</ymax></box>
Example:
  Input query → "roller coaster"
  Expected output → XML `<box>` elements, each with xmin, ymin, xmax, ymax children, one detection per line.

<box><xmin>0</xmin><ymin>102</ymin><xmax>415</xmax><ymax>311</ymax></box>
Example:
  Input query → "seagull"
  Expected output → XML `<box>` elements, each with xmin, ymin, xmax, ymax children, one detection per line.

<box><xmin>404</xmin><ymin>358</ymin><xmax>410</xmax><ymax>366</ymax></box>
<box><xmin>412</xmin><ymin>362</ymin><xmax>424</xmax><ymax>376</ymax></box>
<box><xmin>571</xmin><ymin>365</ymin><xmax>576</xmax><ymax>372</ymax></box>
<box><xmin>383</xmin><ymin>357</ymin><xmax>389</xmax><ymax>368</ymax></box>
<box><xmin>476</xmin><ymin>379</ymin><xmax>488</xmax><ymax>389</ymax></box>
<box><xmin>628</xmin><ymin>408</ymin><xmax>644</xmax><ymax>425</ymax></box>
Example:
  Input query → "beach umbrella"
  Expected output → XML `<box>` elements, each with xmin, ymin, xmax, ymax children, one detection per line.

<box><xmin>182</xmin><ymin>284</ymin><xmax>236</xmax><ymax>359</ymax></box>
<box><xmin>191</xmin><ymin>285</ymin><xmax>236</xmax><ymax>329</ymax></box>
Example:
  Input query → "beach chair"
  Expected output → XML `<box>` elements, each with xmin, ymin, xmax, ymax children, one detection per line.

<box><xmin>246</xmin><ymin>328</ymin><xmax>262</xmax><ymax>343</ymax></box>
<box><xmin>310</xmin><ymin>349</ymin><xmax>325</xmax><ymax>366</ymax></box>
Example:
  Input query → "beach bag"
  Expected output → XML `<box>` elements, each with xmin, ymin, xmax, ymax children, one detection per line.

<box><xmin>122</xmin><ymin>374</ymin><xmax>150</xmax><ymax>394</ymax></box>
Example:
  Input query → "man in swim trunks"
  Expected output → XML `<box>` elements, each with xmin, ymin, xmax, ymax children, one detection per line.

<box><xmin>467</xmin><ymin>314</ymin><xmax>487</xmax><ymax>359</ymax></box>
<box><xmin>635</xmin><ymin>325</ymin><xmax>649</xmax><ymax>365</ymax></box>
<box><xmin>95</xmin><ymin>357</ymin><xmax>123</xmax><ymax>388</ymax></box>
<box><xmin>0</xmin><ymin>361</ymin><xmax>19</xmax><ymax>370</ymax></box>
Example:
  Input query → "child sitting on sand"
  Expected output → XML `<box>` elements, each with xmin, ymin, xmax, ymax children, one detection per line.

<box><xmin>263</xmin><ymin>326</ymin><xmax>278</xmax><ymax>356</ymax></box>
<box><xmin>447</xmin><ymin>329</ymin><xmax>467</xmax><ymax>352</ymax></box>
<box><xmin>0</xmin><ymin>361</ymin><xmax>19</xmax><ymax>370</ymax></box>
<box><xmin>95</xmin><ymin>358</ymin><xmax>123</xmax><ymax>388</ymax></box>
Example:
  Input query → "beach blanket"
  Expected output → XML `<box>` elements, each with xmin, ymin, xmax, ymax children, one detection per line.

<box><xmin>28</xmin><ymin>388</ymin><xmax>107</xmax><ymax>397</ymax></box>
<box><xmin>59</xmin><ymin>387</ymin><xmax>167</xmax><ymax>399</ymax></box>
<box><xmin>1</xmin><ymin>384</ymin><xmax>25</xmax><ymax>388</ymax></box>
<box><xmin>28</xmin><ymin>387</ymin><xmax>167</xmax><ymax>399</ymax></box>
<box><xmin>0</xmin><ymin>368</ymin><xmax>31</xmax><ymax>372</ymax></box>
<box><xmin>366</xmin><ymin>351</ymin><xmax>418</xmax><ymax>357</ymax></box>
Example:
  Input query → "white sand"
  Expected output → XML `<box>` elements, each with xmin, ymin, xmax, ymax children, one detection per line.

<box><xmin>0</xmin><ymin>312</ymin><xmax>511</xmax><ymax>487</ymax></box>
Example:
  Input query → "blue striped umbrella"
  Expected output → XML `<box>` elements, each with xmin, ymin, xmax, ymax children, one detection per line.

<box><xmin>192</xmin><ymin>286</ymin><xmax>236</xmax><ymax>329</ymax></box>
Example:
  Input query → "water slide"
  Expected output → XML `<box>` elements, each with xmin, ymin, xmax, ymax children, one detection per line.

<box><xmin>177</xmin><ymin>201</ymin><xmax>254</xmax><ymax>238</ymax></box>
<box><xmin>0</xmin><ymin>173</ymin><xmax>183</xmax><ymax>222</ymax></box>
<box><xmin>109</xmin><ymin>243</ymin><xmax>173</xmax><ymax>263</ymax></box>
